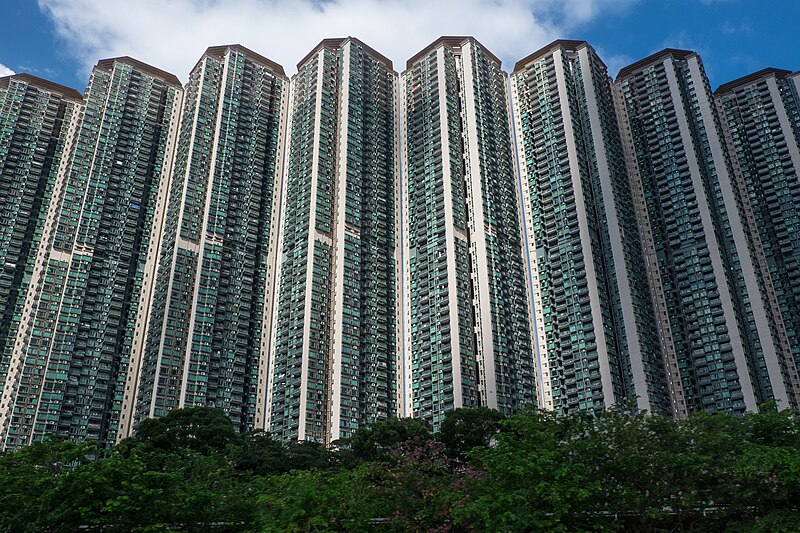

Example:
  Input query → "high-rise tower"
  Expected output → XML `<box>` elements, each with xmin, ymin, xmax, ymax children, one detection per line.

<box><xmin>267</xmin><ymin>38</ymin><xmax>401</xmax><ymax>443</ymax></box>
<box><xmin>0</xmin><ymin>75</ymin><xmax>83</xmax><ymax>430</ymax></box>
<box><xmin>122</xmin><ymin>45</ymin><xmax>289</xmax><ymax>438</ymax></box>
<box><xmin>614</xmin><ymin>50</ymin><xmax>795</xmax><ymax>415</ymax></box>
<box><xmin>0</xmin><ymin>58</ymin><xmax>182</xmax><ymax>449</ymax></box>
<box><xmin>715</xmin><ymin>68</ymin><xmax>800</xmax><ymax>407</ymax></box>
<box><xmin>402</xmin><ymin>37</ymin><xmax>536</xmax><ymax>430</ymax></box>
<box><xmin>509</xmin><ymin>40</ymin><xmax>670</xmax><ymax>415</ymax></box>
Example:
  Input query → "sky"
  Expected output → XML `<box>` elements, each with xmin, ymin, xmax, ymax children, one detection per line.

<box><xmin>0</xmin><ymin>0</ymin><xmax>797</xmax><ymax>92</ymax></box>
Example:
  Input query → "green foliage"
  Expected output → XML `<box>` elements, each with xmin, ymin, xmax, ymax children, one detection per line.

<box><xmin>457</xmin><ymin>410</ymin><xmax>609</xmax><ymax>531</ymax></box>
<box><xmin>230</xmin><ymin>432</ymin><xmax>332</xmax><ymax>476</ymax></box>
<box><xmin>2</xmin><ymin>407</ymin><xmax>800</xmax><ymax>532</ymax></box>
<box><xmin>438</xmin><ymin>406</ymin><xmax>505</xmax><ymax>459</ymax></box>
<box><xmin>0</xmin><ymin>439</ymin><xmax>97</xmax><ymax>532</ymax></box>
<box><xmin>359</xmin><ymin>438</ymin><xmax>464</xmax><ymax>530</ymax></box>
<box><xmin>132</xmin><ymin>406</ymin><xmax>242</xmax><ymax>455</ymax></box>
<box><xmin>254</xmin><ymin>467</ymin><xmax>376</xmax><ymax>532</ymax></box>
<box><xmin>347</xmin><ymin>416</ymin><xmax>431</xmax><ymax>462</ymax></box>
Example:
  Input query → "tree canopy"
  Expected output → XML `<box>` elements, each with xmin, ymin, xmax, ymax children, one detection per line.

<box><xmin>1</xmin><ymin>406</ymin><xmax>799</xmax><ymax>532</ymax></box>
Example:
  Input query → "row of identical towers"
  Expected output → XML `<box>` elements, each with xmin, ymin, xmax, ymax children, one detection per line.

<box><xmin>1</xmin><ymin>36</ymin><xmax>799</xmax><ymax>449</ymax></box>
<box><xmin>510</xmin><ymin>41</ymin><xmax>671</xmax><ymax>415</ymax></box>
<box><xmin>0</xmin><ymin>48</ymin><xmax>289</xmax><ymax>449</ymax></box>
<box><xmin>511</xmin><ymin>42</ymin><xmax>800</xmax><ymax>416</ymax></box>
<box><xmin>0</xmin><ymin>61</ymin><xmax>182</xmax><ymax>446</ymax></box>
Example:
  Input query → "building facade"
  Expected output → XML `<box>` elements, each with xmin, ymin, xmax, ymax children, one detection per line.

<box><xmin>0</xmin><ymin>75</ymin><xmax>83</xmax><ymax>443</ymax></box>
<box><xmin>267</xmin><ymin>38</ymin><xmax>401</xmax><ymax>443</ymax></box>
<box><xmin>121</xmin><ymin>45</ymin><xmax>289</xmax><ymax>439</ymax></box>
<box><xmin>402</xmin><ymin>37</ymin><xmax>536</xmax><ymax>430</ymax></box>
<box><xmin>3</xmin><ymin>37</ymin><xmax>800</xmax><ymax>451</ymax></box>
<box><xmin>715</xmin><ymin>68</ymin><xmax>800</xmax><ymax>408</ymax></box>
<box><xmin>614</xmin><ymin>50</ymin><xmax>795</xmax><ymax>415</ymax></box>
<box><xmin>0</xmin><ymin>58</ymin><xmax>182</xmax><ymax>449</ymax></box>
<box><xmin>510</xmin><ymin>40</ymin><xmax>670</xmax><ymax>416</ymax></box>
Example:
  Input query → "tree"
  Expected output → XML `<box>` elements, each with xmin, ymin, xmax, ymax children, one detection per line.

<box><xmin>360</xmin><ymin>438</ymin><xmax>464</xmax><ymax>530</ymax></box>
<box><xmin>456</xmin><ymin>410</ymin><xmax>608</xmax><ymax>531</ymax></box>
<box><xmin>130</xmin><ymin>406</ymin><xmax>241</xmax><ymax>455</ymax></box>
<box><xmin>438</xmin><ymin>406</ymin><xmax>505</xmax><ymax>460</ymax></box>
<box><xmin>0</xmin><ymin>439</ymin><xmax>96</xmax><ymax>532</ymax></box>
<box><xmin>4</xmin><ymin>406</ymin><xmax>800</xmax><ymax>532</ymax></box>
<box><xmin>254</xmin><ymin>467</ymin><xmax>376</xmax><ymax>532</ymax></box>
<box><xmin>230</xmin><ymin>431</ymin><xmax>287</xmax><ymax>477</ymax></box>
<box><xmin>348</xmin><ymin>417</ymin><xmax>431</xmax><ymax>462</ymax></box>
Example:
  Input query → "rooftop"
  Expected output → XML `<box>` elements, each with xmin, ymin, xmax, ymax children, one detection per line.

<box><xmin>95</xmin><ymin>57</ymin><xmax>182</xmax><ymax>87</ymax></box>
<box><xmin>715</xmin><ymin>67</ymin><xmax>795</xmax><ymax>95</ymax></box>
<box><xmin>616</xmin><ymin>48</ymin><xmax>696</xmax><ymax>80</ymax></box>
<box><xmin>297</xmin><ymin>37</ymin><xmax>393</xmax><ymax>71</ymax></box>
<box><xmin>405</xmin><ymin>36</ymin><xmax>502</xmax><ymax>71</ymax></box>
<box><xmin>512</xmin><ymin>39</ymin><xmax>592</xmax><ymax>74</ymax></box>
<box><xmin>0</xmin><ymin>73</ymin><xmax>83</xmax><ymax>101</ymax></box>
<box><xmin>199</xmin><ymin>44</ymin><xmax>287</xmax><ymax>78</ymax></box>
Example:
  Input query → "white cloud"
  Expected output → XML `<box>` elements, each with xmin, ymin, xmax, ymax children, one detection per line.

<box><xmin>721</xmin><ymin>20</ymin><xmax>752</xmax><ymax>35</ymax></box>
<box><xmin>662</xmin><ymin>31</ymin><xmax>708</xmax><ymax>56</ymax></box>
<box><xmin>38</xmin><ymin>0</ymin><xmax>636</xmax><ymax>81</ymax></box>
<box><xmin>0</xmin><ymin>63</ymin><xmax>14</xmax><ymax>77</ymax></box>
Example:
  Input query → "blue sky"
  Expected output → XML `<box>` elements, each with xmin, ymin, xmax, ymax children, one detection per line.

<box><xmin>0</xmin><ymin>0</ymin><xmax>797</xmax><ymax>91</ymax></box>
